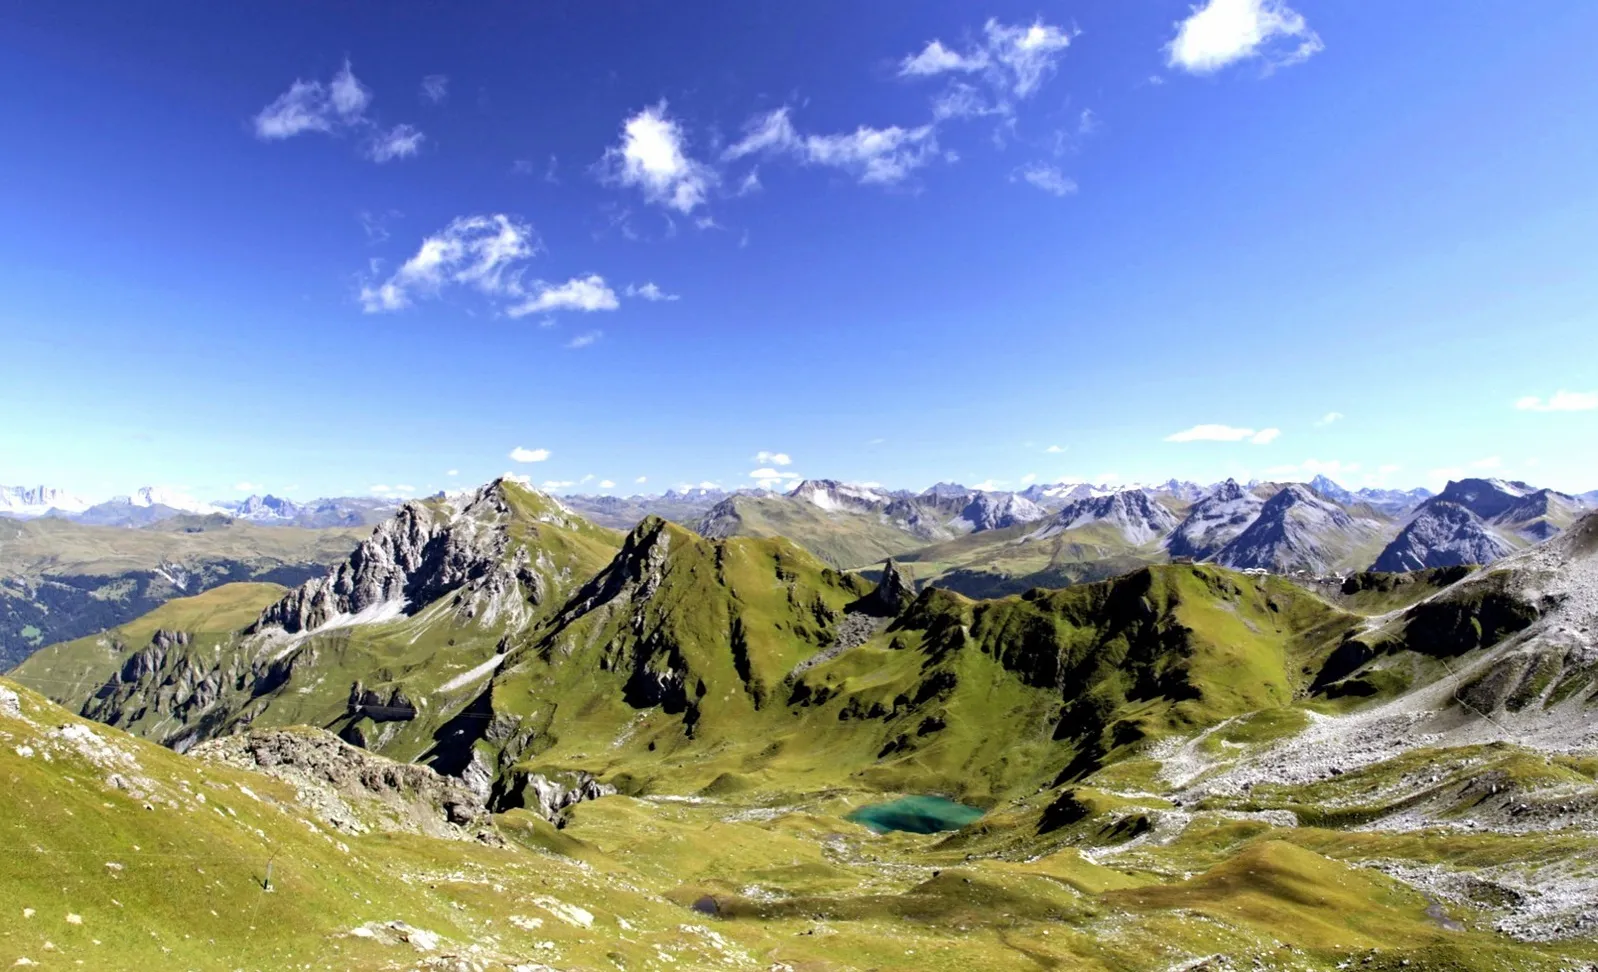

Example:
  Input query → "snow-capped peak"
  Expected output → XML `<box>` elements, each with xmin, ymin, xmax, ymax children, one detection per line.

<box><xmin>127</xmin><ymin>486</ymin><xmax>222</xmax><ymax>515</ymax></box>
<box><xmin>0</xmin><ymin>484</ymin><xmax>92</xmax><ymax>517</ymax></box>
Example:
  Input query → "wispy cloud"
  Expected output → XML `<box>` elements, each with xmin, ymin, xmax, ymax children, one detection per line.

<box><xmin>1514</xmin><ymin>390</ymin><xmax>1598</xmax><ymax>412</ymax></box>
<box><xmin>1166</xmin><ymin>0</ymin><xmax>1323</xmax><ymax>75</ymax></box>
<box><xmin>626</xmin><ymin>282</ymin><xmax>679</xmax><ymax>302</ymax></box>
<box><xmin>446</xmin><ymin>469</ymin><xmax>459</xmax><ymax>477</ymax></box>
<box><xmin>360</xmin><ymin>214</ymin><xmax>538</xmax><ymax>312</ymax></box>
<box><xmin>509</xmin><ymin>447</ymin><xmax>551</xmax><ymax>463</ymax></box>
<box><xmin>565</xmin><ymin>330</ymin><xmax>603</xmax><ymax>349</ymax></box>
<box><xmin>1166</xmin><ymin>423</ymin><xmax>1280</xmax><ymax>444</ymax></box>
<box><xmin>1314</xmin><ymin>411</ymin><xmax>1344</xmax><ymax>427</ymax></box>
<box><xmin>254</xmin><ymin>60</ymin><xmax>371</xmax><ymax>139</ymax></box>
<box><xmin>368</xmin><ymin>124</ymin><xmax>425</xmax><ymax>162</ymax></box>
<box><xmin>1045</xmin><ymin>444</ymin><xmax>1065</xmax><ymax>453</ymax></box>
<box><xmin>369</xmin><ymin>483</ymin><xmax>416</xmax><ymax>495</ymax></box>
<box><xmin>254</xmin><ymin>60</ymin><xmax>426</xmax><ymax>163</ymax></box>
<box><xmin>419</xmin><ymin>74</ymin><xmax>448</xmax><ymax>105</ymax></box>
<box><xmin>750</xmin><ymin>466</ymin><xmax>803</xmax><ymax>489</ymax></box>
<box><xmin>754</xmin><ymin>451</ymin><xmax>793</xmax><ymax>466</ymax></box>
<box><xmin>725</xmin><ymin>107</ymin><xmax>938</xmax><ymax>186</ymax></box>
<box><xmin>508</xmin><ymin>275</ymin><xmax>619</xmax><ymax>317</ymax></box>
<box><xmin>900</xmin><ymin>19</ymin><xmax>1076</xmax><ymax>102</ymax></box>
<box><xmin>1020</xmin><ymin>473</ymin><xmax>1037</xmax><ymax>484</ymax></box>
<box><xmin>1011</xmin><ymin>162</ymin><xmax>1077</xmax><ymax>197</ymax></box>
<box><xmin>235</xmin><ymin>481</ymin><xmax>264</xmax><ymax>492</ymax></box>
<box><xmin>599</xmin><ymin>101</ymin><xmax>716</xmax><ymax>213</ymax></box>
<box><xmin>599</xmin><ymin>479</ymin><xmax>616</xmax><ymax>489</ymax></box>
<box><xmin>635</xmin><ymin>476</ymin><xmax>648</xmax><ymax>484</ymax></box>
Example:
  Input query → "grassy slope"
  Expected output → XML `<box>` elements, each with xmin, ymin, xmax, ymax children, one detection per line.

<box><xmin>6</xmin><ymin>677</ymin><xmax>1592</xmax><ymax>971</ymax></box>
<box><xmin>896</xmin><ymin>520</ymin><xmax>1171</xmax><ymax>598</ymax></box>
<box><xmin>478</xmin><ymin>561</ymin><xmax>1361</xmax><ymax>809</ymax></box>
<box><xmin>0</xmin><ymin>515</ymin><xmax>364</xmax><ymax>577</ymax></box>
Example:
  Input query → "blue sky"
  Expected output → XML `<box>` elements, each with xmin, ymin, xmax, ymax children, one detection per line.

<box><xmin>2</xmin><ymin>1</ymin><xmax>1596</xmax><ymax>502</ymax></box>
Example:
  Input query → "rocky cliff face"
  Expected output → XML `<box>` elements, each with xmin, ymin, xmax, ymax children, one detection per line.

<box><xmin>1371</xmin><ymin>500</ymin><xmax>1515</xmax><ymax>572</ymax></box>
<box><xmin>1028</xmin><ymin>490</ymin><xmax>1180</xmax><ymax>545</ymax></box>
<box><xmin>252</xmin><ymin>480</ymin><xmax>558</xmax><ymax>635</ymax></box>
<box><xmin>192</xmin><ymin>727</ymin><xmax>495</xmax><ymax>839</ymax></box>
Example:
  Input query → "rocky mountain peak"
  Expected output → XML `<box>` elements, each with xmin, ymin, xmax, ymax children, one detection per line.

<box><xmin>787</xmin><ymin>479</ymin><xmax>890</xmax><ymax>514</ymax></box>
<box><xmin>953</xmin><ymin>492</ymin><xmax>1046</xmax><ymax>533</ymax></box>
<box><xmin>1371</xmin><ymin>500</ymin><xmax>1515</xmax><ymax>573</ymax></box>
<box><xmin>1030</xmin><ymin>489</ymin><xmax>1181</xmax><ymax>545</ymax></box>
<box><xmin>250</xmin><ymin>481</ymin><xmax>578</xmax><ymax>636</ymax></box>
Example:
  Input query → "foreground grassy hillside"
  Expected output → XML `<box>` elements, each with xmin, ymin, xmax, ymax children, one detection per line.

<box><xmin>4</xmin><ymin>668</ymin><xmax>1595</xmax><ymax>971</ymax></box>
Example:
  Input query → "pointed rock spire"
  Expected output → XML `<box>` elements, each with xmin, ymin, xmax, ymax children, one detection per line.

<box><xmin>862</xmin><ymin>558</ymin><xmax>915</xmax><ymax>616</ymax></box>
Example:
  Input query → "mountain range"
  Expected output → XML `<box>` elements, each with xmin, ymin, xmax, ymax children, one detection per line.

<box><xmin>6</xmin><ymin>476</ymin><xmax>1597</xmax><ymax>966</ymax></box>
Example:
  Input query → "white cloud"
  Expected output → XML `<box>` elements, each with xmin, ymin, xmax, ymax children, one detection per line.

<box><xmin>1166</xmin><ymin>0</ymin><xmax>1323</xmax><ymax>75</ymax></box>
<box><xmin>1165</xmin><ymin>424</ymin><xmax>1258</xmax><ymax>442</ymax></box>
<box><xmin>725</xmin><ymin>107</ymin><xmax>938</xmax><ymax>186</ymax></box>
<box><xmin>502</xmin><ymin>471</ymin><xmax>532</xmax><ymax>486</ymax></box>
<box><xmin>509</xmin><ymin>447</ymin><xmax>550</xmax><ymax>463</ymax></box>
<box><xmin>369</xmin><ymin>483</ymin><xmax>416</xmax><ymax>495</ymax></box>
<box><xmin>971</xmin><ymin>478</ymin><xmax>1006</xmax><ymax>491</ymax></box>
<box><xmin>599</xmin><ymin>479</ymin><xmax>616</xmax><ymax>489</ymax></box>
<box><xmin>542</xmin><ymin>480</ymin><xmax>576</xmax><ymax>490</ymax></box>
<box><xmin>626</xmin><ymin>282</ymin><xmax>679</xmax><ymax>302</ymax></box>
<box><xmin>419</xmin><ymin>74</ymin><xmax>448</xmax><ymax>104</ymax></box>
<box><xmin>754</xmin><ymin>451</ymin><xmax>793</xmax><ymax>466</ymax></box>
<box><xmin>1020</xmin><ymin>473</ymin><xmax>1037</xmax><ymax>484</ymax></box>
<box><xmin>565</xmin><ymin>330</ymin><xmax>603</xmax><ymax>349</ymax></box>
<box><xmin>1012</xmin><ymin>162</ymin><xmax>1077</xmax><ymax>197</ymax></box>
<box><xmin>1515</xmin><ymin>390</ymin><xmax>1598</xmax><ymax>412</ymax></box>
<box><xmin>930</xmin><ymin>82</ymin><xmax>1001</xmax><ymax>121</ymax></box>
<box><xmin>368</xmin><ymin>124</ymin><xmax>424</xmax><ymax>162</ymax></box>
<box><xmin>508</xmin><ymin>275</ymin><xmax>619</xmax><ymax>317</ymax></box>
<box><xmin>1315</xmin><ymin>411</ymin><xmax>1344</xmax><ymax>426</ymax></box>
<box><xmin>900</xmin><ymin>39</ymin><xmax>988</xmax><ymax>77</ymax></box>
<box><xmin>1251</xmin><ymin>427</ymin><xmax>1281</xmax><ymax>445</ymax></box>
<box><xmin>600</xmin><ymin>102</ymin><xmax>716</xmax><ymax>213</ymax></box>
<box><xmin>635</xmin><ymin>476</ymin><xmax>648</xmax><ymax>484</ymax></box>
<box><xmin>360</xmin><ymin>214</ymin><xmax>538</xmax><ymax>313</ymax></box>
<box><xmin>750</xmin><ymin>466</ymin><xmax>803</xmax><ymax>489</ymax></box>
<box><xmin>395</xmin><ymin>484</ymin><xmax>415</xmax><ymax>493</ymax></box>
<box><xmin>446</xmin><ymin>469</ymin><xmax>459</xmax><ymax>476</ymax></box>
<box><xmin>899</xmin><ymin>19</ymin><xmax>1075</xmax><ymax>99</ymax></box>
<box><xmin>235</xmin><ymin>481</ymin><xmax>264</xmax><ymax>492</ymax></box>
<box><xmin>1045</xmin><ymin>444</ymin><xmax>1065</xmax><ymax>453</ymax></box>
<box><xmin>254</xmin><ymin>60</ymin><xmax>372</xmax><ymax>139</ymax></box>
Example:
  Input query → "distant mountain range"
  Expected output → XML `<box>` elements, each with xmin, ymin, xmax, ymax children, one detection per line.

<box><xmin>0</xmin><ymin>484</ymin><xmax>402</xmax><ymax>529</ymax></box>
<box><xmin>5</xmin><ymin>475</ymin><xmax>1596</xmax><ymax>591</ymax></box>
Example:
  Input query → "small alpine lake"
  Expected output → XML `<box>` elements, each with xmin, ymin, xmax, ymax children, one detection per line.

<box><xmin>846</xmin><ymin>795</ymin><xmax>985</xmax><ymax>834</ymax></box>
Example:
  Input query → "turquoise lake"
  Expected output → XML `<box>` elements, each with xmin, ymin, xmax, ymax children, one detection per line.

<box><xmin>846</xmin><ymin>795</ymin><xmax>985</xmax><ymax>834</ymax></box>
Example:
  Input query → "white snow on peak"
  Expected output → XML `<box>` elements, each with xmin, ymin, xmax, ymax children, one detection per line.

<box><xmin>127</xmin><ymin>486</ymin><xmax>223</xmax><ymax>515</ymax></box>
<box><xmin>0</xmin><ymin>485</ymin><xmax>92</xmax><ymax>517</ymax></box>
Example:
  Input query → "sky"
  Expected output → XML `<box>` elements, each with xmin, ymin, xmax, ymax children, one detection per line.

<box><xmin>2</xmin><ymin>1</ymin><xmax>1596</xmax><ymax>503</ymax></box>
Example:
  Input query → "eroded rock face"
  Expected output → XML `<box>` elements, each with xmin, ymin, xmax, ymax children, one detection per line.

<box><xmin>493</xmin><ymin>768</ymin><xmax>615</xmax><ymax>825</ymax></box>
<box><xmin>250</xmin><ymin>481</ymin><xmax>553</xmax><ymax>634</ymax></box>
<box><xmin>859</xmin><ymin>559</ymin><xmax>915</xmax><ymax>617</ymax></box>
<box><xmin>193</xmin><ymin>727</ymin><xmax>491</xmax><ymax>839</ymax></box>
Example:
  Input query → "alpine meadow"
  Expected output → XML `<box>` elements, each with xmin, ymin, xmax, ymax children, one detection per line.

<box><xmin>4</xmin><ymin>3</ymin><xmax>1598</xmax><ymax>971</ymax></box>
